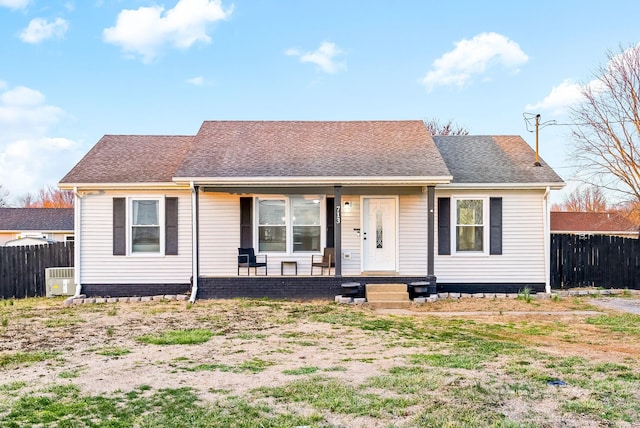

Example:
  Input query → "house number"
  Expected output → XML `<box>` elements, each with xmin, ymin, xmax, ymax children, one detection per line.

<box><xmin>336</xmin><ymin>206</ymin><xmax>341</xmax><ymax>224</ymax></box>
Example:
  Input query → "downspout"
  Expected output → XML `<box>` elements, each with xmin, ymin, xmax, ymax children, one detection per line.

<box><xmin>543</xmin><ymin>186</ymin><xmax>551</xmax><ymax>294</ymax></box>
<box><xmin>73</xmin><ymin>187</ymin><xmax>82</xmax><ymax>297</ymax></box>
<box><xmin>189</xmin><ymin>182</ymin><xmax>199</xmax><ymax>303</ymax></box>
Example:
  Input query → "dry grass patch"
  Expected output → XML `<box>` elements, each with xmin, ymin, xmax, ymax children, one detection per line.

<box><xmin>0</xmin><ymin>296</ymin><xmax>638</xmax><ymax>427</ymax></box>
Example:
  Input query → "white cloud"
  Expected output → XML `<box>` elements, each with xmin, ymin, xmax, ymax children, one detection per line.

<box><xmin>1</xmin><ymin>86</ymin><xmax>46</xmax><ymax>106</ymax></box>
<box><xmin>420</xmin><ymin>32</ymin><xmax>528</xmax><ymax>91</ymax></box>
<box><xmin>286</xmin><ymin>41</ymin><xmax>346</xmax><ymax>74</ymax></box>
<box><xmin>0</xmin><ymin>84</ymin><xmax>79</xmax><ymax>202</ymax></box>
<box><xmin>103</xmin><ymin>0</ymin><xmax>233</xmax><ymax>63</ymax></box>
<box><xmin>186</xmin><ymin>76</ymin><xmax>205</xmax><ymax>85</ymax></box>
<box><xmin>525</xmin><ymin>80</ymin><xmax>585</xmax><ymax>114</ymax></box>
<box><xmin>20</xmin><ymin>17</ymin><xmax>69</xmax><ymax>44</ymax></box>
<box><xmin>0</xmin><ymin>0</ymin><xmax>30</xmax><ymax>10</ymax></box>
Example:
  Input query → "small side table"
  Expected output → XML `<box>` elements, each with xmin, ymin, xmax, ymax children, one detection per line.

<box><xmin>280</xmin><ymin>261</ymin><xmax>298</xmax><ymax>275</ymax></box>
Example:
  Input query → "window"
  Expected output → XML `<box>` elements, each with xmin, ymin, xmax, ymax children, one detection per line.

<box><xmin>131</xmin><ymin>199</ymin><xmax>161</xmax><ymax>253</ymax></box>
<box><xmin>257</xmin><ymin>196</ymin><xmax>322</xmax><ymax>253</ymax></box>
<box><xmin>438</xmin><ymin>197</ymin><xmax>502</xmax><ymax>256</ymax></box>
<box><xmin>455</xmin><ymin>199</ymin><xmax>484</xmax><ymax>252</ymax></box>
<box><xmin>258</xmin><ymin>199</ymin><xmax>286</xmax><ymax>252</ymax></box>
<box><xmin>113</xmin><ymin>197</ymin><xmax>178</xmax><ymax>256</ymax></box>
<box><xmin>292</xmin><ymin>198</ymin><xmax>321</xmax><ymax>252</ymax></box>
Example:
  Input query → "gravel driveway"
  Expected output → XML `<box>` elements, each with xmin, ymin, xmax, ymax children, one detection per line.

<box><xmin>590</xmin><ymin>298</ymin><xmax>640</xmax><ymax>314</ymax></box>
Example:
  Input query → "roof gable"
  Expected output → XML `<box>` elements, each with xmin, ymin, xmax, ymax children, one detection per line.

<box><xmin>432</xmin><ymin>135</ymin><xmax>564</xmax><ymax>185</ymax></box>
<box><xmin>0</xmin><ymin>208</ymin><xmax>74</xmax><ymax>231</ymax></box>
<box><xmin>175</xmin><ymin>120</ymin><xmax>451</xmax><ymax>180</ymax></box>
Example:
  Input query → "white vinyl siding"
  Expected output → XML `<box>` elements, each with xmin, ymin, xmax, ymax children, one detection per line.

<box><xmin>398</xmin><ymin>193</ymin><xmax>428</xmax><ymax>275</ymax></box>
<box><xmin>78</xmin><ymin>189</ymin><xmax>192</xmax><ymax>284</ymax></box>
<box><xmin>199</xmin><ymin>192</ymin><xmax>240</xmax><ymax>276</ymax></box>
<box><xmin>340</xmin><ymin>197</ymin><xmax>361</xmax><ymax>275</ymax></box>
<box><xmin>435</xmin><ymin>189</ymin><xmax>546</xmax><ymax>283</ymax></box>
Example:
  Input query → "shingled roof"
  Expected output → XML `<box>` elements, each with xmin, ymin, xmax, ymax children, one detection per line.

<box><xmin>551</xmin><ymin>211</ymin><xmax>639</xmax><ymax>236</ymax></box>
<box><xmin>60</xmin><ymin>121</ymin><xmax>565</xmax><ymax>187</ymax></box>
<box><xmin>0</xmin><ymin>208</ymin><xmax>74</xmax><ymax>231</ymax></box>
<box><xmin>175</xmin><ymin>120</ymin><xmax>450</xmax><ymax>180</ymax></box>
<box><xmin>60</xmin><ymin>135</ymin><xmax>195</xmax><ymax>184</ymax></box>
<box><xmin>432</xmin><ymin>135</ymin><xmax>564</xmax><ymax>185</ymax></box>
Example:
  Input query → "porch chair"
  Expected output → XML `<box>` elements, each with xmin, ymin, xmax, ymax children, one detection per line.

<box><xmin>237</xmin><ymin>248</ymin><xmax>268</xmax><ymax>276</ymax></box>
<box><xmin>311</xmin><ymin>247</ymin><xmax>335</xmax><ymax>275</ymax></box>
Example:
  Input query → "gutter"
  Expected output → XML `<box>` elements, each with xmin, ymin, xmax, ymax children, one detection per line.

<box><xmin>189</xmin><ymin>182</ymin><xmax>199</xmax><ymax>303</ymax></box>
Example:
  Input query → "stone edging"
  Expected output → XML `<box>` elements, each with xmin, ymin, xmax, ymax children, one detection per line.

<box><xmin>335</xmin><ymin>288</ymin><xmax>639</xmax><ymax>305</ymax></box>
<box><xmin>63</xmin><ymin>294</ymin><xmax>189</xmax><ymax>306</ymax></box>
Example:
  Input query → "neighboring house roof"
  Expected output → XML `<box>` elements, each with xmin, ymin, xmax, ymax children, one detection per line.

<box><xmin>59</xmin><ymin>121</ymin><xmax>564</xmax><ymax>188</ymax></box>
<box><xmin>175</xmin><ymin>120</ymin><xmax>451</xmax><ymax>180</ymax></box>
<box><xmin>550</xmin><ymin>211</ymin><xmax>639</xmax><ymax>236</ymax></box>
<box><xmin>432</xmin><ymin>135</ymin><xmax>564</xmax><ymax>185</ymax></box>
<box><xmin>4</xmin><ymin>237</ymin><xmax>58</xmax><ymax>247</ymax></box>
<box><xmin>60</xmin><ymin>135</ymin><xmax>195</xmax><ymax>184</ymax></box>
<box><xmin>0</xmin><ymin>208</ymin><xmax>74</xmax><ymax>231</ymax></box>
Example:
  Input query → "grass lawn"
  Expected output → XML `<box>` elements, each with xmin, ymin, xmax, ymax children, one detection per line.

<box><xmin>0</xmin><ymin>294</ymin><xmax>639</xmax><ymax>427</ymax></box>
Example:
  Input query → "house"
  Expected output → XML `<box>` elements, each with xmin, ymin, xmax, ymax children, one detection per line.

<box><xmin>0</xmin><ymin>208</ymin><xmax>74</xmax><ymax>246</ymax></box>
<box><xmin>58</xmin><ymin>121</ymin><xmax>564</xmax><ymax>301</ymax></box>
<box><xmin>550</xmin><ymin>211</ymin><xmax>639</xmax><ymax>238</ymax></box>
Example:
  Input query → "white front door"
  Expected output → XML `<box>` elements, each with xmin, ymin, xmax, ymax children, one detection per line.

<box><xmin>362</xmin><ymin>198</ymin><xmax>397</xmax><ymax>272</ymax></box>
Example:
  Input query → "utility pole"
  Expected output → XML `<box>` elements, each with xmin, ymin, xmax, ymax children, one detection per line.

<box><xmin>534</xmin><ymin>114</ymin><xmax>541</xmax><ymax>167</ymax></box>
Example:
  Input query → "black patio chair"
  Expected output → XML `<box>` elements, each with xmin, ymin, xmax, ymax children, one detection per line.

<box><xmin>237</xmin><ymin>247</ymin><xmax>268</xmax><ymax>276</ymax></box>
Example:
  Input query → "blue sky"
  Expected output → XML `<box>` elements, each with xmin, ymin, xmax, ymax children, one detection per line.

<box><xmin>1</xmin><ymin>0</ymin><xmax>639</xmax><ymax>205</ymax></box>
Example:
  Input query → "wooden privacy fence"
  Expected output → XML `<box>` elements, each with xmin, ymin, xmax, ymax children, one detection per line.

<box><xmin>0</xmin><ymin>242</ymin><xmax>74</xmax><ymax>299</ymax></box>
<box><xmin>550</xmin><ymin>234</ymin><xmax>640</xmax><ymax>289</ymax></box>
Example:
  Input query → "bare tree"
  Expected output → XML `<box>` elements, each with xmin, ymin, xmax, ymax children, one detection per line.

<box><xmin>570</xmin><ymin>44</ymin><xmax>640</xmax><ymax>206</ymax></box>
<box><xmin>615</xmin><ymin>199</ymin><xmax>640</xmax><ymax>225</ymax></box>
<box><xmin>423</xmin><ymin>118</ymin><xmax>469</xmax><ymax>136</ymax></box>
<box><xmin>552</xmin><ymin>185</ymin><xmax>608</xmax><ymax>212</ymax></box>
<box><xmin>20</xmin><ymin>185</ymin><xmax>74</xmax><ymax>208</ymax></box>
<box><xmin>0</xmin><ymin>185</ymin><xmax>10</xmax><ymax>207</ymax></box>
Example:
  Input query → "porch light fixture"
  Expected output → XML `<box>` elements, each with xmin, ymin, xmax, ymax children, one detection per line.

<box><xmin>343</xmin><ymin>201</ymin><xmax>352</xmax><ymax>212</ymax></box>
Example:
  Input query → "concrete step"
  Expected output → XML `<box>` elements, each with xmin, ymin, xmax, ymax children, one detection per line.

<box><xmin>365</xmin><ymin>301</ymin><xmax>412</xmax><ymax>309</ymax></box>
<box><xmin>365</xmin><ymin>291</ymin><xmax>410</xmax><ymax>302</ymax></box>
<box><xmin>366</xmin><ymin>283</ymin><xmax>407</xmax><ymax>293</ymax></box>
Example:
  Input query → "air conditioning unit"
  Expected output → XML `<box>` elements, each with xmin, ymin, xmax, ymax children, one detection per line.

<box><xmin>45</xmin><ymin>267</ymin><xmax>75</xmax><ymax>297</ymax></box>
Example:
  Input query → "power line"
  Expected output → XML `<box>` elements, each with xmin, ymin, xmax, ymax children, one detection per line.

<box><xmin>522</xmin><ymin>112</ymin><xmax>633</xmax><ymax>130</ymax></box>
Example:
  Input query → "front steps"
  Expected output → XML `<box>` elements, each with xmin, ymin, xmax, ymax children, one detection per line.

<box><xmin>365</xmin><ymin>283</ymin><xmax>410</xmax><ymax>309</ymax></box>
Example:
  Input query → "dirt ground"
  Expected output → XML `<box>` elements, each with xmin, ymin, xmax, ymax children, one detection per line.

<box><xmin>1</xmin><ymin>294</ymin><xmax>639</xmax><ymax>427</ymax></box>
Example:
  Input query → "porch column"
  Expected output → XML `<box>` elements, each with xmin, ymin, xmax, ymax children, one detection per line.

<box><xmin>427</xmin><ymin>186</ymin><xmax>435</xmax><ymax>277</ymax></box>
<box><xmin>334</xmin><ymin>186</ymin><xmax>342</xmax><ymax>277</ymax></box>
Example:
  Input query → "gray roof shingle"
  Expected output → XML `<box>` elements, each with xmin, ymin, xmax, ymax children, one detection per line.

<box><xmin>60</xmin><ymin>135</ymin><xmax>195</xmax><ymax>184</ymax></box>
<box><xmin>0</xmin><ymin>208</ymin><xmax>74</xmax><ymax>231</ymax></box>
<box><xmin>59</xmin><ymin>122</ymin><xmax>564</xmax><ymax>187</ymax></box>
<box><xmin>175</xmin><ymin>120</ymin><xmax>450</xmax><ymax>179</ymax></box>
<box><xmin>432</xmin><ymin>135</ymin><xmax>564</xmax><ymax>184</ymax></box>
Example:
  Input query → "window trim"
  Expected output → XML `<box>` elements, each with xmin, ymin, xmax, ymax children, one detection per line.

<box><xmin>255</xmin><ymin>195</ymin><xmax>325</xmax><ymax>254</ymax></box>
<box><xmin>127</xmin><ymin>196</ymin><xmax>165</xmax><ymax>256</ymax></box>
<box><xmin>451</xmin><ymin>196</ymin><xmax>489</xmax><ymax>255</ymax></box>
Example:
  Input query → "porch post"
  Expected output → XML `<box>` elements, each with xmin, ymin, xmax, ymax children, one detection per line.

<box><xmin>427</xmin><ymin>186</ymin><xmax>435</xmax><ymax>277</ymax></box>
<box><xmin>334</xmin><ymin>186</ymin><xmax>342</xmax><ymax>277</ymax></box>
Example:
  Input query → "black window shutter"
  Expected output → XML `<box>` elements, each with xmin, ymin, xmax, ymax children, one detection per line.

<box><xmin>240</xmin><ymin>197</ymin><xmax>253</xmax><ymax>248</ymax></box>
<box><xmin>113</xmin><ymin>198</ymin><xmax>126</xmax><ymax>256</ymax></box>
<box><xmin>165</xmin><ymin>197</ymin><xmax>179</xmax><ymax>255</ymax></box>
<box><xmin>437</xmin><ymin>197</ymin><xmax>451</xmax><ymax>255</ymax></box>
<box><xmin>490</xmin><ymin>197</ymin><xmax>503</xmax><ymax>255</ymax></box>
